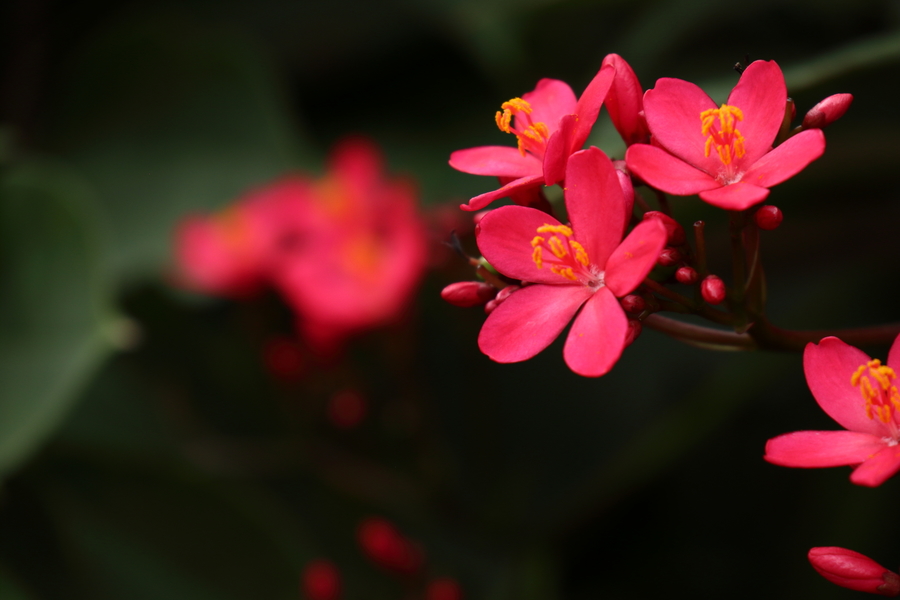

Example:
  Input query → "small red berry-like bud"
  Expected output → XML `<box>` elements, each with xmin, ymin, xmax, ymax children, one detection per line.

<box><xmin>484</xmin><ymin>285</ymin><xmax>519</xmax><ymax>315</ymax></box>
<box><xmin>808</xmin><ymin>547</ymin><xmax>900</xmax><ymax>596</ymax></box>
<box><xmin>624</xmin><ymin>319</ymin><xmax>642</xmax><ymax>347</ymax></box>
<box><xmin>802</xmin><ymin>93</ymin><xmax>853</xmax><ymax>130</ymax></box>
<box><xmin>675</xmin><ymin>266</ymin><xmax>698</xmax><ymax>285</ymax></box>
<box><xmin>301</xmin><ymin>559</ymin><xmax>341</xmax><ymax>600</ymax></box>
<box><xmin>357</xmin><ymin>518</ymin><xmax>423</xmax><ymax>574</ymax></box>
<box><xmin>621</xmin><ymin>294</ymin><xmax>646</xmax><ymax>315</ymax></box>
<box><xmin>657</xmin><ymin>247</ymin><xmax>681</xmax><ymax>267</ymax></box>
<box><xmin>441</xmin><ymin>281</ymin><xmax>496</xmax><ymax>307</ymax></box>
<box><xmin>426</xmin><ymin>578</ymin><xmax>464</xmax><ymax>600</ymax></box>
<box><xmin>327</xmin><ymin>390</ymin><xmax>367</xmax><ymax>429</ymax></box>
<box><xmin>263</xmin><ymin>335</ymin><xmax>305</xmax><ymax>381</ymax></box>
<box><xmin>700</xmin><ymin>275</ymin><xmax>726</xmax><ymax>305</ymax></box>
<box><xmin>755</xmin><ymin>205</ymin><xmax>783</xmax><ymax>231</ymax></box>
<box><xmin>642</xmin><ymin>211</ymin><xmax>685</xmax><ymax>246</ymax></box>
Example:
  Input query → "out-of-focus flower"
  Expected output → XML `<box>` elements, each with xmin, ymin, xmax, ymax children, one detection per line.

<box><xmin>475</xmin><ymin>147</ymin><xmax>666</xmax><ymax>377</ymax></box>
<box><xmin>449</xmin><ymin>65</ymin><xmax>615</xmax><ymax>212</ymax></box>
<box><xmin>808</xmin><ymin>547</ymin><xmax>900</xmax><ymax>596</ymax></box>
<box><xmin>357</xmin><ymin>517</ymin><xmax>423</xmax><ymax>575</ymax></box>
<box><xmin>175</xmin><ymin>138</ymin><xmax>429</xmax><ymax>356</ymax></box>
<box><xmin>301</xmin><ymin>559</ymin><xmax>341</xmax><ymax>600</ymax></box>
<box><xmin>626</xmin><ymin>60</ymin><xmax>826</xmax><ymax>210</ymax></box>
<box><xmin>765</xmin><ymin>334</ymin><xmax>900</xmax><ymax>487</ymax></box>
<box><xmin>602</xmin><ymin>53</ymin><xmax>650</xmax><ymax>146</ymax></box>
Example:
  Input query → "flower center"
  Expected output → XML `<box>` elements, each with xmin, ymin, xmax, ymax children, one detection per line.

<box><xmin>496</xmin><ymin>98</ymin><xmax>551</xmax><ymax>158</ymax></box>
<box><xmin>530</xmin><ymin>224</ymin><xmax>602</xmax><ymax>286</ymax></box>
<box><xmin>700</xmin><ymin>104</ymin><xmax>746</xmax><ymax>168</ymax></box>
<box><xmin>851</xmin><ymin>359</ymin><xmax>900</xmax><ymax>433</ymax></box>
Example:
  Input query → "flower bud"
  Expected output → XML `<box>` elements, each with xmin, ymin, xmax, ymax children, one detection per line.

<box><xmin>642</xmin><ymin>211</ymin><xmax>685</xmax><ymax>245</ymax></box>
<box><xmin>802</xmin><ymin>94</ymin><xmax>853</xmax><ymax>129</ymax></box>
<box><xmin>357</xmin><ymin>517</ymin><xmax>423</xmax><ymax>574</ymax></box>
<box><xmin>657</xmin><ymin>247</ymin><xmax>681</xmax><ymax>267</ymax></box>
<box><xmin>621</xmin><ymin>294</ymin><xmax>646</xmax><ymax>315</ymax></box>
<box><xmin>755</xmin><ymin>205</ymin><xmax>783</xmax><ymax>231</ymax></box>
<box><xmin>808</xmin><ymin>547</ymin><xmax>900</xmax><ymax>596</ymax></box>
<box><xmin>624</xmin><ymin>319</ymin><xmax>642</xmax><ymax>347</ymax></box>
<box><xmin>484</xmin><ymin>285</ymin><xmax>519</xmax><ymax>314</ymax></box>
<box><xmin>426</xmin><ymin>578</ymin><xmax>464</xmax><ymax>600</ymax></box>
<box><xmin>441</xmin><ymin>281</ymin><xmax>496</xmax><ymax>308</ymax></box>
<box><xmin>301</xmin><ymin>559</ymin><xmax>341</xmax><ymax>600</ymax></box>
<box><xmin>700</xmin><ymin>275</ymin><xmax>726</xmax><ymax>305</ymax></box>
<box><xmin>675</xmin><ymin>266</ymin><xmax>698</xmax><ymax>285</ymax></box>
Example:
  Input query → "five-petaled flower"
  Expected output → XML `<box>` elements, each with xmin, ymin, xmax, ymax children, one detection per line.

<box><xmin>449</xmin><ymin>65</ymin><xmax>615</xmax><ymax>212</ymax></box>
<box><xmin>765</xmin><ymin>334</ymin><xmax>900</xmax><ymax>487</ymax></box>
<box><xmin>625</xmin><ymin>60</ymin><xmax>826</xmax><ymax>210</ymax></box>
<box><xmin>475</xmin><ymin>147</ymin><xmax>666</xmax><ymax>377</ymax></box>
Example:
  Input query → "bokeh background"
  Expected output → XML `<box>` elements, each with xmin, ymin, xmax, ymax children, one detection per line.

<box><xmin>3</xmin><ymin>0</ymin><xmax>900</xmax><ymax>598</ymax></box>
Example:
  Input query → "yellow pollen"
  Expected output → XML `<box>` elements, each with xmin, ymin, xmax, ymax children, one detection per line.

<box><xmin>550</xmin><ymin>266</ymin><xmax>577</xmax><ymax>280</ymax></box>
<box><xmin>536</xmin><ymin>224</ymin><xmax>573</xmax><ymax>237</ymax></box>
<box><xmin>700</xmin><ymin>104</ymin><xmax>746</xmax><ymax>166</ymax></box>
<box><xmin>532</xmin><ymin>246</ymin><xmax>543</xmax><ymax>269</ymax></box>
<box><xmin>495</xmin><ymin>98</ymin><xmax>549</xmax><ymax>157</ymax></box>
<box><xmin>569</xmin><ymin>240</ymin><xmax>589</xmax><ymax>267</ymax></box>
<box><xmin>531</xmin><ymin>235</ymin><xmax>545</xmax><ymax>247</ymax></box>
<box><xmin>852</xmin><ymin>360</ymin><xmax>900</xmax><ymax>424</ymax></box>
<box><xmin>548</xmin><ymin>236</ymin><xmax>568</xmax><ymax>259</ymax></box>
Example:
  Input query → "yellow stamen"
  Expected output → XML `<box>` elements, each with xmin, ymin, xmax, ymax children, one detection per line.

<box><xmin>532</xmin><ymin>246</ymin><xmax>543</xmax><ymax>269</ymax></box>
<box><xmin>548</xmin><ymin>236</ymin><xmax>568</xmax><ymax>259</ymax></box>
<box><xmin>569</xmin><ymin>240</ymin><xmax>589</xmax><ymax>267</ymax></box>
<box><xmin>531</xmin><ymin>235</ymin><xmax>545</xmax><ymax>247</ymax></box>
<box><xmin>536</xmin><ymin>224</ymin><xmax>573</xmax><ymax>237</ymax></box>
<box><xmin>852</xmin><ymin>360</ymin><xmax>900</xmax><ymax>424</ymax></box>
<box><xmin>550</xmin><ymin>266</ymin><xmax>577</xmax><ymax>280</ymax></box>
<box><xmin>700</xmin><ymin>104</ymin><xmax>746</xmax><ymax>166</ymax></box>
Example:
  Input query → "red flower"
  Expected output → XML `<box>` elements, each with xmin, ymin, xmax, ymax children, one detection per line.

<box><xmin>475</xmin><ymin>147</ymin><xmax>666</xmax><ymax>377</ymax></box>
<box><xmin>808</xmin><ymin>547</ymin><xmax>900</xmax><ymax>596</ymax></box>
<box><xmin>765</xmin><ymin>334</ymin><xmax>900</xmax><ymax>487</ymax></box>
<box><xmin>625</xmin><ymin>60</ymin><xmax>826</xmax><ymax>210</ymax></box>
<box><xmin>449</xmin><ymin>65</ymin><xmax>615</xmax><ymax>212</ymax></box>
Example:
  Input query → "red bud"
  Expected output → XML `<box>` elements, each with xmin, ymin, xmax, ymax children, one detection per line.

<box><xmin>755</xmin><ymin>205</ymin><xmax>783</xmax><ymax>231</ymax></box>
<box><xmin>441</xmin><ymin>281</ymin><xmax>496</xmax><ymax>307</ymax></box>
<box><xmin>657</xmin><ymin>247</ymin><xmax>681</xmax><ymax>267</ymax></box>
<box><xmin>802</xmin><ymin>93</ymin><xmax>853</xmax><ymax>129</ymax></box>
<box><xmin>357</xmin><ymin>518</ymin><xmax>423</xmax><ymax>575</ymax></box>
<box><xmin>301</xmin><ymin>559</ymin><xmax>341</xmax><ymax>600</ymax></box>
<box><xmin>808</xmin><ymin>547</ymin><xmax>900</xmax><ymax>596</ymax></box>
<box><xmin>621</xmin><ymin>294</ymin><xmax>646</xmax><ymax>315</ymax></box>
<box><xmin>675</xmin><ymin>266</ymin><xmax>698</xmax><ymax>285</ymax></box>
<box><xmin>700</xmin><ymin>275</ymin><xmax>726</xmax><ymax>305</ymax></box>
<box><xmin>624</xmin><ymin>319</ymin><xmax>642</xmax><ymax>347</ymax></box>
<box><xmin>642</xmin><ymin>211</ymin><xmax>685</xmax><ymax>245</ymax></box>
<box><xmin>484</xmin><ymin>285</ymin><xmax>519</xmax><ymax>314</ymax></box>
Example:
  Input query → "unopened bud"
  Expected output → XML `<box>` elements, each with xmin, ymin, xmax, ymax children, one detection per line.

<box><xmin>802</xmin><ymin>94</ymin><xmax>853</xmax><ymax>130</ymax></box>
<box><xmin>808</xmin><ymin>547</ymin><xmax>900</xmax><ymax>596</ymax></box>
<box><xmin>441</xmin><ymin>281</ymin><xmax>496</xmax><ymax>308</ymax></box>
<box><xmin>624</xmin><ymin>319</ymin><xmax>642</xmax><ymax>347</ymax></box>
<box><xmin>621</xmin><ymin>294</ymin><xmax>646</xmax><ymax>315</ymax></box>
<box><xmin>755</xmin><ymin>205</ymin><xmax>783</xmax><ymax>231</ymax></box>
<box><xmin>642</xmin><ymin>211</ymin><xmax>685</xmax><ymax>245</ymax></box>
<box><xmin>484</xmin><ymin>285</ymin><xmax>519</xmax><ymax>314</ymax></box>
<box><xmin>700</xmin><ymin>275</ymin><xmax>726</xmax><ymax>305</ymax></box>
<box><xmin>657</xmin><ymin>247</ymin><xmax>681</xmax><ymax>267</ymax></box>
<box><xmin>301</xmin><ymin>559</ymin><xmax>341</xmax><ymax>600</ymax></box>
<box><xmin>358</xmin><ymin>518</ymin><xmax>424</xmax><ymax>574</ymax></box>
<box><xmin>675</xmin><ymin>266</ymin><xmax>698</xmax><ymax>285</ymax></box>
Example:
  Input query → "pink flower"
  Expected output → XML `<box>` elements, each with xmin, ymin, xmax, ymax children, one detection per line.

<box><xmin>764</xmin><ymin>334</ymin><xmax>900</xmax><ymax>487</ymax></box>
<box><xmin>475</xmin><ymin>147</ymin><xmax>666</xmax><ymax>377</ymax></box>
<box><xmin>602</xmin><ymin>54</ymin><xmax>650</xmax><ymax>146</ymax></box>
<box><xmin>449</xmin><ymin>65</ymin><xmax>615</xmax><ymax>212</ymax></box>
<box><xmin>625</xmin><ymin>60</ymin><xmax>826</xmax><ymax>210</ymax></box>
<box><xmin>808</xmin><ymin>547</ymin><xmax>900</xmax><ymax>596</ymax></box>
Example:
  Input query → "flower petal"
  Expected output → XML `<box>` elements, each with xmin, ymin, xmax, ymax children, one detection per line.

<box><xmin>850</xmin><ymin>445</ymin><xmax>900</xmax><ymax>487</ymax></box>
<box><xmin>460</xmin><ymin>175</ymin><xmax>545</xmax><ymax>212</ymax></box>
<box><xmin>741</xmin><ymin>128</ymin><xmax>825</xmax><ymax>188</ymax></box>
<box><xmin>642</xmin><ymin>77</ymin><xmax>720</xmax><ymax>174</ymax></box>
<box><xmin>888</xmin><ymin>333</ymin><xmax>900</xmax><ymax>372</ymax></box>
<box><xmin>725</xmin><ymin>60</ymin><xmax>787</xmax><ymax>165</ymax></box>
<box><xmin>543</xmin><ymin>114</ymin><xmax>576</xmax><ymax>186</ymax></box>
<box><xmin>625</xmin><ymin>144</ymin><xmax>720</xmax><ymax>195</ymax></box>
<box><xmin>563</xmin><ymin>287</ymin><xmax>628</xmax><ymax>377</ymax></box>
<box><xmin>764</xmin><ymin>430</ymin><xmax>886</xmax><ymax>467</ymax></box>
<box><xmin>449</xmin><ymin>146</ymin><xmax>543</xmax><ymax>177</ymax></box>
<box><xmin>565</xmin><ymin>147</ymin><xmax>625</xmax><ymax>266</ymax></box>
<box><xmin>602</xmin><ymin>54</ymin><xmax>649</xmax><ymax>146</ymax></box>
<box><xmin>479</xmin><ymin>283</ymin><xmax>591</xmax><ymax>363</ymax></box>
<box><xmin>604</xmin><ymin>219</ymin><xmax>667</xmax><ymax>296</ymax></box>
<box><xmin>476</xmin><ymin>205</ymin><xmax>574</xmax><ymax>284</ymax></box>
<box><xmin>523</xmin><ymin>79</ymin><xmax>577</xmax><ymax>136</ymax></box>
<box><xmin>804</xmin><ymin>337</ymin><xmax>888</xmax><ymax>436</ymax></box>
<box><xmin>698</xmin><ymin>181</ymin><xmax>770</xmax><ymax>210</ymax></box>
<box><xmin>570</xmin><ymin>64</ymin><xmax>616</xmax><ymax>150</ymax></box>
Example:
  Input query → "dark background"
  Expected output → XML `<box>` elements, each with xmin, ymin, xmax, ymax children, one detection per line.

<box><xmin>2</xmin><ymin>0</ymin><xmax>900</xmax><ymax>598</ymax></box>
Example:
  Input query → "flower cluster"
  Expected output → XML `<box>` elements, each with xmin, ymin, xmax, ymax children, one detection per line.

<box><xmin>176</xmin><ymin>138</ymin><xmax>429</xmax><ymax>356</ymax></box>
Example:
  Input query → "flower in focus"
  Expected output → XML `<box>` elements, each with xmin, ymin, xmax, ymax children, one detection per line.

<box><xmin>475</xmin><ymin>147</ymin><xmax>666</xmax><ymax>377</ymax></box>
<box><xmin>625</xmin><ymin>60</ymin><xmax>826</xmax><ymax>210</ymax></box>
<box><xmin>449</xmin><ymin>65</ymin><xmax>615</xmax><ymax>212</ymax></box>
<box><xmin>764</xmin><ymin>334</ymin><xmax>900</xmax><ymax>487</ymax></box>
<box><xmin>808</xmin><ymin>547</ymin><xmax>900</xmax><ymax>596</ymax></box>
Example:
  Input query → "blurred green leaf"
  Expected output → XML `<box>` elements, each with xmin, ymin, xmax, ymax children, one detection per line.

<box><xmin>0</xmin><ymin>161</ymin><xmax>115</xmax><ymax>479</ymax></box>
